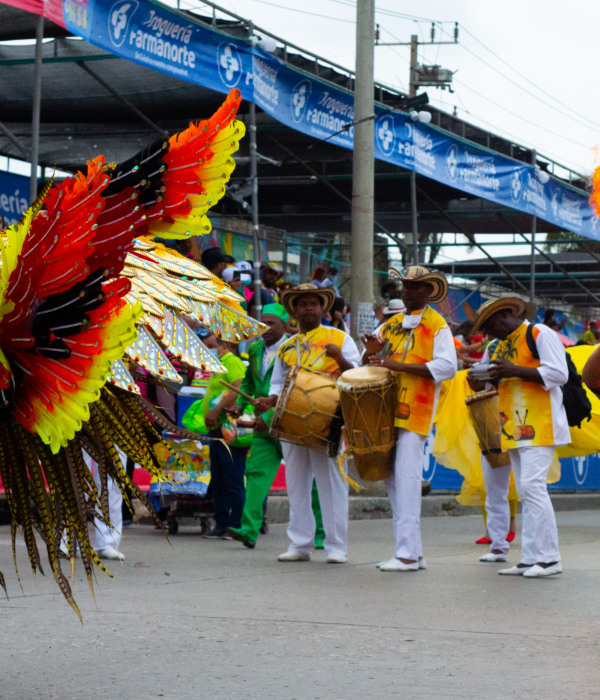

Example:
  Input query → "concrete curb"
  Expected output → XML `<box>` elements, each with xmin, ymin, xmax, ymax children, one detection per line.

<box><xmin>263</xmin><ymin>492</ymin><xmax>600</xmax><ymax>525</ymax></box>
<box><xmin>1</xmin><ymin>492</ymin><xmax>598</xmax><ymax>527</ymax></box>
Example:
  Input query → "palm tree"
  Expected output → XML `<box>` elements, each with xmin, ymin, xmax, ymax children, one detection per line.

<box><xmin>544</xmin><ymin>231</ymin><xmax>600</xmax><ymax>254</ymax></box>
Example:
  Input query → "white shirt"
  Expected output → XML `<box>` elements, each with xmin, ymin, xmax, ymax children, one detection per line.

<box><xmin>269</xmin><ymin>327</ymin><xmax>361</xmax><ymax>396</ymax></box>
<box><xmin>322</xmin><ymin>276</ymin><xmax>341</xmax><ymax>297</ymax></box>
<box><xmin>482</xmin><ymin>321</ymin><xmax>570</xmax><ymax>447</ymax></box>
<box><xmin>261</xmin><ymin>334</ymin><xmax>286</xmax><ymax>380</ymax></box>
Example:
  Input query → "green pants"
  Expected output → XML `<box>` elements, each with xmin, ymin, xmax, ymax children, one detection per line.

<box><xmin>235</xmin><ymin>433</ymin><xmax>324</xmax><ymax>546</ymax></box>
<box><xmin>238</xmin><ymin>434</ymin><xmax>283</xmax><ymax>544</ymax></box>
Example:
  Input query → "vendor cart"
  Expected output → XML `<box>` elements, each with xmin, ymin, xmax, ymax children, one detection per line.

<box><xmin>164</xmin><ymin>491</ymin><xmax>214</xmax><ymax>535</ymax></box>
<box><xmin>149</xmin><ymin>433</ymin><xmax>213</xmax><ymax>535</ymax></box>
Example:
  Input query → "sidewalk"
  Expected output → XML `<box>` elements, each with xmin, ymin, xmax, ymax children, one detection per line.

<box><xmin>0</xmin><ymin>510</ymin><xmax>598</xmax><ymax>699</ymax></box>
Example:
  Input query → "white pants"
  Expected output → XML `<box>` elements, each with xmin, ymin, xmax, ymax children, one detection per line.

<box><xmin>509</xmin><ymin>446</ymin><xmax>560</xmax><ymax>564</ymax></box>
<box><xmin>481</xmin><ymin>455</ymin><xmax>511</xmax><ymax>555</ymax></box>
<box><xmin>384</xmin><ymin>429</ymin><xmax>426</xmax><ymax>561</ymax></box>
<box><xmin>84</xmin><ymin>450</ymin><xmax>125</xmax><ymax>551</ymax></box>
<box><xmin>282</xmin><ymin>442</ymin><xmax>349</xmax><ymax>556</ymax></box>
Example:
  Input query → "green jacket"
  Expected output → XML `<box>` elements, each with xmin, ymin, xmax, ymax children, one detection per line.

<box><xmin>236</xmin><ymin>336</ymin><xmax>287</xmax><ymax>427</ymax></box>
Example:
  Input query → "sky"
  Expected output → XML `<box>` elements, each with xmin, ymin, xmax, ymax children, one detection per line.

<box><xmin>180</xmin><ymin>0</ymin><xmax>600</xmax><ymax>265</ymax></box>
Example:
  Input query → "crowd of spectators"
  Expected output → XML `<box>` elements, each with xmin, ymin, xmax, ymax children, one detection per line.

<box><xmin>197</xmin><ymin>243</ymin><xmax>600</xmax><ymax>350</ymax></box>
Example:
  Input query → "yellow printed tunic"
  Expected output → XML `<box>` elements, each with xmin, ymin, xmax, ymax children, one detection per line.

<box><xmin>483</xmin><ymin>322</ymin><xmax>570</xmax><ymax>449</ymax></box>
<box><xmin>269</xmin><ymin>325</ymin><xmax>361</xmax><ymax>396</ymax></box>
<box><xmin>374</xmin><ymin>306</ymin><xmax>457</xmax><ymax>435</ymax></box>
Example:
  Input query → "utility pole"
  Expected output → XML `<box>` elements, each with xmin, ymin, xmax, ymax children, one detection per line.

<box><xmin>377</xmin><ymin>24</ymin><xmax>458</xmax><ymax>267</ymax></box>
<box><xmin>530</xmin><ymin>150</ymin><xmax>537</xmax><ymax>302</ymax></box>
<box><xmin>350</xmin><ymin>0</ymin><xmax>375</xmax><ymax>338</ymax></box>
<box><xmin>409</xmin><ymin>34</ymin><xmax>418</xmax><ymax>99</ymax></box>
<box><xmin>409</xmin><ymin>35</ymin><xmax>419</xmax><ymax>265</ymax></box>
<box><xmin>30</xmin><ymin>15</ymin><xmax>44</xmax><ymax>204</ymax></box>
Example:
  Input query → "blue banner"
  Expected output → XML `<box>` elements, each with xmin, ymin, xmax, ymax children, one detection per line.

<box><xmin>62</xmin><ymin>0</ymin><xmax>599</xmax><ymax>240</ymax></box>
<box><xmin>423</xmin><ymin>432</ymin><xmax>600</xmax><ymax>492</ymax></box>
<box><xmin>0</xmin><ymin>171</ymin><xmax>30</xmax><ymax>227</ymax></box>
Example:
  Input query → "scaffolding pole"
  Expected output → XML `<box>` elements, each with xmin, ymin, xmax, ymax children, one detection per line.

<box><xmin>249</xmin><ymin>102</ymin><xmax>262</xmax><ymax>321</ymax></box>
<box><xmin>29</xmin><ymin>15</ymin><xmax>44</xmax><ymax>204</ymax></box>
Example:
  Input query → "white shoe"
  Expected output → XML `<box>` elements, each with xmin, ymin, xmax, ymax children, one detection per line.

<box><xmin>480</xmin><ymin>552</ymin><xmax>507</xmax><ymax>563</ymax></box>
<box><xmin>418</xmin><ymin>558</ymin><xmax>427</xmax><ymax>570</ymax></box>
<box><xmin>498</xmin><ymin>564</ymin><xmax>534</xmax><ymax>576</ymax></box>
<box><xmin>379</xmin><ymin>558</ymin><xmax>419</xmax><ymax>572</ymax></box>
<box><xmin>326</xmin><ymin>553</ymin><xmax>347</xmax><ymax>564</ymax></box>
<box><xmin>376</xmin><ymin>557</ymin><xmax>395</xmax><ymax>569</ymax></box>
<box><xmin>96</xmin><ymin>545</ymin><xmax>125</xmax><ymax>561</ymax></box>
<box><xmin>277</xmin><ymin>550</ymin><xmax>310</xmax><ymax>562</ymax></box>
<box><xmin>523</xmin><ymin>562</ymin><xmax>563</xmax><ymax>578</ymax></box>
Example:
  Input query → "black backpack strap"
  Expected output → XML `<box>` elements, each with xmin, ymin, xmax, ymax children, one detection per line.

<box><xmin>525</xmin><ymin>323</ymin><xmax>540</xmax><ymax>360</ymax></box>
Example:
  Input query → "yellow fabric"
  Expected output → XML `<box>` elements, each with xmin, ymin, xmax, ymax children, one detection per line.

<box><xmin>557</xmin><ymin>345</ymin><xmax>600</xmax><ymax>458</ymax></box>
<box><xmin>490</xmin><ymin>323</ymin><xmax>554</xmax><ymax>448</ymax></box>
<box><xmin>278</xmin><ymin>325</ymin><xmax>347</xmax><ymax>378</ymax></box>
<box><xmin>379</xmin><ymin>306</ymin><xmax>448</xmax><ymax>435</ymax></box>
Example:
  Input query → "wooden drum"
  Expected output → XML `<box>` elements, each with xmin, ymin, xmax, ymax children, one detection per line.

<box><xmin>464</xmin><ymin>389</ymin><xmax>510</xmax><ymax>469</ymax></box>
<box><xmin>270</xmin><ymin>365</ymin><xmax>341</xmax><ymax>457</ymax></box>
<box><xmin>337</xmin><ymin>366</ymin><xmax>398</xmax><ymax>481</ymax></box>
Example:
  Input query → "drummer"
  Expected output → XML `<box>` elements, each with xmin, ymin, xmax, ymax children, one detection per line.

<box><xmin>469</xmin><ymin>298</ymin><xmax>569</xmax><ymax>578</ymax></box>
<box><xmin>254</xmin><ymin>284</ymin><xmax>361</xmax><ymax>564</ymax></box>
<box><xmin>362</xmin><ymin>266</ymin><xmax>457</xmax><ymax>572</ymax></box>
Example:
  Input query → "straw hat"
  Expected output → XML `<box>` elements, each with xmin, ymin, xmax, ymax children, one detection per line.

<box><xmin>471</xmin><ymin>297</ymin><xmax>527</xmax><ymax>335</ymax></box>
<box><xmin>280</xmin><ymin>283</ymin><xmax>336</xmax><ymax>319</ymax></box>
<box><xmin>388</xmin><ymin>265</ymin><xmax>449</xmax><ymax>303</ymax></box>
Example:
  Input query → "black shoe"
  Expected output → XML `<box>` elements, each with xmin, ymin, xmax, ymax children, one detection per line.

<box><xmin>203</xmin><ymin>528</ymin><xmax>232</xmax><ymax>540</ymax></box>
<box><xmin>243</xmin><ymin>539</ymin><xmax>256</xmax><ymax>549</ymax></box>
<box><xmin>421</xmin><ymin>480</ymin><xmax>432</xmax><ymax>497</ymax></box>
<box><xmin>259</xmin><ymin>520</ymin><xmax>269</xmax><ymax>535</ymax></box>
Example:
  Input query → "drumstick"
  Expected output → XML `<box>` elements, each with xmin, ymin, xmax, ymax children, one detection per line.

<box><xmin>219</xmin><ymin>379</ymin><xmax>255</xmax><ymax>403</ymax></box>
<box><xmin>307</xmin><ymin>348</ymin><xmax>327</xmax><ymax>368</ymax></box>
<box><xmin>399</xmin><ymin>329</ymin><xmax>415</xmax><ymax>364</ymax></box>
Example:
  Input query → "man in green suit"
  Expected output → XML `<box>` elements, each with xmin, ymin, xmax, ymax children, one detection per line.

<box><xmin>227</xmin><ymin>304</ymin><xmax>324</xmax><ymax>548</ymax></box>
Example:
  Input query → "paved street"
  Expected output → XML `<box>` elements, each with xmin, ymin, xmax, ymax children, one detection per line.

<box><xmin>1</xmin><ymin>511</ymin><xmax>599</xmax><ymax>699</ymax></box>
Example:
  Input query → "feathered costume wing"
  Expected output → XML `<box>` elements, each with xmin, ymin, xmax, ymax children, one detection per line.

<box><xmin>0</xmin><ymin>89</ymin><xmax>253</xmax><ymax>616</ymax></box>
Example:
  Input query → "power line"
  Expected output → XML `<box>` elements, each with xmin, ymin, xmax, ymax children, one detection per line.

<box><xmin>426</xmin><ymin>95</ymin><xmax>590</xmax><ymax>173</ymax></box>
<box><xmin>434</xmin><ymin>24</ymin><xmax>600</xmax><ymax>134</ymax></box>
<box><xmin>455</xmin><ymin>79</ymin><xmax>594</xmax><ymax>150</ymax></box>
<box><xmin>381</xmin><ymin>24</ymin><xmax>595</xmax><ymax>156</ymax></box>
<box><xmin>459</xmin><ymin>25</ymin><xmax>600</xmax><ymax>132</ymax></box>
<box><xmin>340</xmin><ymin>1</ymin><xmax>600</xmax><ymax>133</ymax></box>
<box><xmin>243</xmin><ymin>0</ymin><xmax>354</xmax><ymax>23</ymax></box>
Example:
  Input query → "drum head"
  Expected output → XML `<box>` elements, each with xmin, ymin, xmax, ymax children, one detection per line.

<box><xmin>339</xmin><ymin>366</ymin><xmax>393</xmax><ymax>386</ymax></box>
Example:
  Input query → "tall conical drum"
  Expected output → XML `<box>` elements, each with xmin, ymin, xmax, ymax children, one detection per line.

<box><xmin>338</xmin><ymin>366</ymin><xmax>397</xmax><ymax>481</ymax></box>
